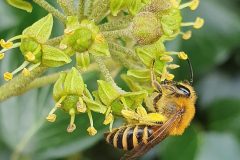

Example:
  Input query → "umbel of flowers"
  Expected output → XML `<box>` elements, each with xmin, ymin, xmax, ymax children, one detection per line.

<box><xmin>0</xmin><ymin>0</ymin><xmax>204</xmax><ymax>135</ymax></box>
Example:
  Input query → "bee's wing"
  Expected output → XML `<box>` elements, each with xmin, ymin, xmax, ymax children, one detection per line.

<box><xmin>121</xmin><ymin>111</ymin><xmax>182</xmax><ymax>160</ymax></box>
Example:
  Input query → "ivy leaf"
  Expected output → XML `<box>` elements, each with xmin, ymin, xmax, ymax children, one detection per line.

<box><xmin>22</xmin><ymin>14</ymin><xmax>53</xmax><ymax>43</ymax></box>
<box><xmin>7</xmin><ymin>0</ymin><xmax>32</xmax><ymax>13</ymax></box>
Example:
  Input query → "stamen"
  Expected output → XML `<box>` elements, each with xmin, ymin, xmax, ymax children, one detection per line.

<box><xmin>179</xmin><ymin>0</ymin><xmax>199</xmax><ymax>10</ymax></box>
<box><xmin>77</xmin><ymin>97</ymin><xmax>87</xmax><ymax>113</ymax></box>
<box><xmin>181</xmin><ymin>17</ymin><xmax>204</xmax><ymax>29</ymax></box>
<box><xmin>46</xmin><ymin>96</ymin><xmax>66</xmax><ymax>122</ymax></box>
<box><xmin>178</xmin><ymin>52</ymin><xmax>188</xmax><ymax>60</ymax></box>
<box><xmin>7</xmin><ymin>35</ymin><xmax>26</xmax><ymax>42</ymax></box>
<box><xmin>87</xmin><ymin>110</ymin><xmax>97</xmax><ymax>136</ymax></box>
<box><xmin>28</xmin><ymin>62</ymin><xmax>41</xmax><ymax>72</ymax></box>
<box><xmin>3</xmin><ymin>72</ymin><xmax>13</xmax><ymax>81</ymax></box>
<box><xmin>194</xmin><ymin>17</ymin><xmax>204</xmax><ymax>29</ymax></box>
<box><xmin>22</xmin><ymin>68</ymin><xmax>30</xmax><ymax>77</ymax></box>
<box><xmin>67</xmin><ymin>108</ymin><xmax>76</xmax><ymax>133</ymax></box>
<box><xmin>12</xmin><ymin>61</ymin><xmax>30</xmax><ymax>75</ymax></box>
<box><xmin>160</xmin><ymin>55</ymin><xmax>173</xmax><ymax>62</ymax></box>
<box><xmin>168</xmin><ymin>64</ymin><xmax>180</xmax><ymax>69</ymax></box>
<box><xmin>166</xmin><ymin>73</ymin><xmax>175</xmax><ymax>80</ymax></box>
<box><xmin>0</xmin><ymin>39</ymin><xmax>13</xmax><ymax>49</ymax></box>
<box><xmin>181</xmin><ymin>31</ymin><xmax>192</xmax><ymax>40</ymax></box>
<box><xmin>0</xmin><ymin>53</ymin><xmax>4</xmax><ymax>60</ymax></box>
<box><xmin>0</xmin><ymin>42</ymin><xmax>21</xmax><ymax>53</ymax></box>
<box><xmin>95</xmin><ymin>34</ymin><xmax>105</xmax><ymax>43</ymax></box>
<box><xmin>103</xmin><ymin>113</ymin><xmax>113</xmax><ymax>125</ymax></box>
<box><xmin>25</xmin><ymin>51</ymin><xmax>36</xmax><ymax>62</ymax></box>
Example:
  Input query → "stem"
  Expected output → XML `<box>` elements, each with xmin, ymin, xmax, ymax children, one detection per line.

<box><xmin>78</xmin><ymin>0</ymin><xmax>85</xmax><ymax>20</ymax></box>
<box><xmin>33</xmin><ymin>0</ymin><xmax>67</xmax><ymax>23</ymax></box>
<box><xmin>88</xmin><ymin>0</ymin><xmax>109</xmax><ymax>23</ymax></box>
<box><xmin>99</xmin><ymin>15</ymin><xmax>133</xmax><ymax>31</ymax></box>
<box><xmin>93</xmin><ymin>56</ymin><xmax>125</xmax><ymax>93</ymax></box>
<box><xmin>57</xmin><ymin>0</ymin><xmax>75</xmax><ymax>16</ymax></box>
<box><xmin>102</xmin><ymin>29</ymin><xmax>131</xmax><ymax>39</ymax></box>
<box><xmin>0</xmin><ymin>67</ymin><xmax>47</xmax><ymax>102</ymax></box>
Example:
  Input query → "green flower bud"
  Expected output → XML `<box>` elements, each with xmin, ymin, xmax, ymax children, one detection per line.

<box><xmin>143</xmin><ymin>0</ymin><xmax>174</xmax><ymax>13</ymax></box>
<box><xmin>22</xmin><ymin>14</ymin><xmax>53</xmax><ymax>43</ymax></box>
<box><xmin>127</xmin><ymin>69</ymin><xmax>151</xmax><ymax>82</ymax></box>
<box><xmin>61</xmin><ymin>95</ymin><xmax>79</xmax><ymax>112</ymax></box>
<box><xmin>7</xmin><ymin>0</ymin><xmax>32</xmax><ymax>12</ymax></box>
<box><xmin>64</xmin><ymin>67</ymin><xmax>85</xmax><ymax>96</ymax></box>
<box><xmin>41</xmin><ymin>45</ymin><xmax>71</xmax><ymax>67</ymax></box>
<box><xmin>76</xmin><ymin>51</ymin><xmax>90</xmax><ymax>71</ymax></box>
<box><xmin>97</xmin><ymin>80</ymin><xmax>120</xmax><ymax>106</ymax></box>
<box><xmin>132</xmin><ymin>12</ymin><xmax>162</xmax><ymax>45</ymax></box>
<box><xmin>20</xmin><ymin>38</ymin><xmax>42</xmax><ymax>63</ymax></box>
<box><xmin>61</xmin><ymin>27</ymin><xmax>94</xmax><ymax>55</ymax></box>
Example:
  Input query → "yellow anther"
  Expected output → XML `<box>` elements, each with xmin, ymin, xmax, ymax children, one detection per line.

<box><xmin>160</xmin><ymin>55</ymin><xmax>173</xmax><ymax>62</ymax></box>
<box><xmin>67</xmin><ymin>124</ymin><xmax>76</xmax><ymax>133</ymax></box>
<box><xmin>178</xmin><ymin>52</ymin><xmax>188</xmax><ymax>60</ymax></box>
<box><xmin>56</xmin><ymin>103</ymin><xmax>62</xmax><ymax>108</ymax></box>
<box><xmin>95</xmin><ymin>34</ymin><xmax>105</xmax><ymax>43</ymax></box>
<box><xmin>64</xmin><ymin>28</ymin><xmax>74</xmax><ymax>35</ymax></box>
<box><xmin>4</xmin><ymin>72</ymin><xmax>13</xmax><ymax>81</ymax></box>
<box><xmin>194</xmin><ymin>17</ymin><xmax>204</xmax><ymax>29</ymax></box>
<box><xmin>59</xmin><ymin>44</ymin><xmax>68</xmax><ymax>50</ymax></box>
<box><xmin>0</xmin><ymin>39</ymin><xmax>13</xmax><ymax>49</ymax></box>
<box><xmin>182</xmin><ymin>31</ymin><xmax>192</xmax><ymax>40</ymax></box>
<box><xmin>46</xmin><ymin>114</ymin><xmax>57</xmax><ymax>122</ymax></box>
<box><xmin>0</xmin><ymin>53</ymin><xmax>4</xmax><ymax>60</ymax></box>
<box><xmin>87</xmin><ymin>126</ymin><xmax>97</xmax><ymax>136</ymax></box>
<box><xmin>77</xmin><ymin>98</ymin><xmax>87</xmax><ymax>113</ymax></box>
<box><xmin>22</xmin><ymin>68</ymin><xmax>30</xmax><ymax>77</ymax></box>
<box><xmin>25</xmin><ymin>52</ymin><xmax>35</xmax><ymax>62</ymax></box>
<box><xmin>190</xmin><ymin>0</ymin><xmax>200</xmax><ymax>10</ymax></box>
<box><xmin>168</xmin><ymin>64</ymin><xmax>180</xmax><ymax>69</ymax></box>
<box><xmin>103</xmin><ymin>113</ymin><xmax>113</xmax><ymax>125</ymax></box>
<box><xmin>166</xmin><ymin>73</ymin><xmax>175</xmax><ymax>81</ymax></box>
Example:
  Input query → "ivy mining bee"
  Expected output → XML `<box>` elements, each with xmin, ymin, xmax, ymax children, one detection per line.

<box><xmin>104</xmin><ymin>59</ymin><xmax>197</xmax><ymax>160</ymax></box>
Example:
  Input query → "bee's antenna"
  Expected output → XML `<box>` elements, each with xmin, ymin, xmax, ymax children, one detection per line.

<box><xmin>187</xmin><ymin>58</ymin><xmax>194</xmax><ymax>85</ymax></box>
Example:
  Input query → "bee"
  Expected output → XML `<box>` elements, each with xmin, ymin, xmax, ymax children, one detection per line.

<box><xmin>104</xmin><ymin>59</ymin><xmax>197</xmax><ymax>160</ymax></box>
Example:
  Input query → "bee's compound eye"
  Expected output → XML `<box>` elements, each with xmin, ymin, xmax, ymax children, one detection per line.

<box><xmin>176</xmin><ymin>85</ymin><xmax>191</xmax><ymax>97</ymax></box>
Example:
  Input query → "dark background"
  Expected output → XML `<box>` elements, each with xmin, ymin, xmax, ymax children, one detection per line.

<box><xmin>0</xmin><ymin>0</ymin><xmax>240</xmax><ymax>160</ymax></box>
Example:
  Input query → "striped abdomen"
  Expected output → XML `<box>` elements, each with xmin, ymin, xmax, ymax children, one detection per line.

<box><xmin>104</xmin><ymin>125</ymin><xmax>158</xmax><ymax>151</ymax></box>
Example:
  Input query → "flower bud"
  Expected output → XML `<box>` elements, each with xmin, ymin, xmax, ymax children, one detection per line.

<box><xmin>132</xmin><ymin>12</ymin><xmax>162</xmax><ymax>45</ymax></box>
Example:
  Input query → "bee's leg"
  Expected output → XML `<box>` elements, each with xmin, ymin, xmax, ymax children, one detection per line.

<box><xmin>150</xmin><ymin>60</ymin><xmax>162</xmax><ymax>112</ymax></box>
<box><xmin>153</xmin><ymin>93</ymin><xmax>161</xmax><ymax>112</ymax></box>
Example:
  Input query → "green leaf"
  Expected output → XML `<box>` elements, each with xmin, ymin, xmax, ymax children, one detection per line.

<box><xmin>136</xmin><ymin>47</ymin><xmax>155</xmax><ymax>67</ymax></box>
<box><xmin>97</xmin><ymin>80</ymin><xmax>120</xmax><ymax>106</ymax></box>
<box><xmin>7</xmin><ymin>0</ymin><xmax>32</xmax><ymax>13</ymax></box>
<box><xmin>42</xmin><ymin>45</ymin><xmax>71</xmax><ymax>67</ymax></box>
<box><xmin>64</xmin><ymin>67</ymin><xmax>85</xmax><ymax>96</ymax></box>
<box><xmin>22</xmin><ymin>14</ymin><xmax>53</xmax><ymax>43</ymax></box>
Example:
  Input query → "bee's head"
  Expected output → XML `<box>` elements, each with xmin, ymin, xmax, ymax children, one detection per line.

<box><xmin>161</xmin><ymin>80</ymin><xmax>195</xmax><ymax>98</ymax></box>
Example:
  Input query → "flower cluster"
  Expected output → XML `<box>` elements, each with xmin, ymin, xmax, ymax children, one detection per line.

<box><xmin>1</xmin><ymin>0</ymin><xmax>204</xmax><ymax>135</ymax></box>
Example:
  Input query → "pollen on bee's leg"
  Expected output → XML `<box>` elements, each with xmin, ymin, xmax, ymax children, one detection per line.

<box><xmin>179</xmin><ymin>0</ymin><xmax>200</xmax><ymax>11</ymax></box>
<box><xmin>180</xmin><ymin>31</ymin><xmax>192</xmax><ymax>40</ymax></box>
<box><xmin>4</xmin><ymin>61</ymin><xmax>30</xmax><ymax>81</ymax></box>
<box><xmin>67</xmin><ymin>108</ymin><xmax>76</xmax><ymax>133</ymax></box>
<box><xmin>87</xmin><ymin>110</ymin><xmax>97</xmax><ymax>136</ymax></box>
